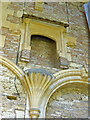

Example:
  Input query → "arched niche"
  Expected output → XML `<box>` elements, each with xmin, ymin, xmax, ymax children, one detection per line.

<box><xmin>30</xmin><ymin>35</ymin><xmax>60</xmax><ymax>68</ymax></box>
<box><xmin>45</xmin><ymin>82</ymin><xmax>88</xmax><ymax>118</ymax></box>
<box><xmin>20</xmin><ymin>17</ymin><xmax>75</xmax><ymax>66</ymax></box>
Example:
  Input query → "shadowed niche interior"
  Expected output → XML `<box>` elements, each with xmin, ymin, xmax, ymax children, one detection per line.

<box><xmin>30</xmin><ymin>35</ymin><xmax>60</xmax><ymax>68</ymax></box>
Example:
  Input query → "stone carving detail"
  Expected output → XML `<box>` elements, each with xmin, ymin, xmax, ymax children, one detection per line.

<box><xmin>0</xmin><ymin>55</ymin><xmax>88</xmax><ymax>118</ymax></box>
<box><xmin>25</xmin><ymin>68</ymin><xmax>54</xmax><ymax>118</ymax></box>
<box><xmin>20</xmin><ymin>17</ymin><xmax>76</xmax><ymax>66</ymax></box>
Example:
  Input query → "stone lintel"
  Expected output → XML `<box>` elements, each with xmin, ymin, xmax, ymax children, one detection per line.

<box><xmin>22</xmin><ymin>14</ymin><xmax>69</xmax><ymax>28</ymax></box>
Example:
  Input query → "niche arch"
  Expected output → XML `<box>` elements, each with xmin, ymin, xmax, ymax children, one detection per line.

<box><xmin>20</xmin><ymin>17</ymin><xmax>75</xmax><ymax>63</ymax></box>
<box><xmin>30</xmin><ymin>32</ymin><xmax>57</xmax><ymax>42</ymax></box>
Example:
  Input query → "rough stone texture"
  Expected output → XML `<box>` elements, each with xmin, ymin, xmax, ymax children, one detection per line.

<box><xmin>0</xmin><ymin>65</ymin><xmax>26</xmax><ymax>118</ymax></box>
<box><xmin>7</xmin><ymin>2</ymin><xmax>23</xmax><ymax>11</ymax></box>
<box><xmin>60</xmin><ymin>57</ymin><xmax>69</xmax><ymax>69</ymax></box>
<box><xmin>20</xmin><ymin>49</ymin><xmax>31</xmax><ymax>62</ymax></box>
<box><xmin>24</xmin><ymin>2</ymin><xmax>88</xmax><ymax>66</ymax></box>
<box><xmin>7</xmin><ymin>14</ymin><xmax>20</xmax><ymax>24</ymax></box>
<box><xmin>0</xmin><ymin>26</ymin><xmax>20</xmax><ymax>63</ymax></box>
<box><xmin>45</xmin><ymin>83</ymin><xmax>88</xmax><ymax>118</ymax></box>
<box><xmin>0</xmin><ymin>2</ymin><xmax>88</xmax><ymax>66</ymax></box>
<box><xmin>66</xmin><ymin>3</ymin><xmax>88</xmax><ymax>65</ymax></box>
<box><xmin>0</xmin><ymin>2</ymin><xmax>89</xmax><ymax>119</ymax></box>
<box><xmin>30</xmin><ymin>35</ymin><xmax>60</xmax><ymax>68</ymax></box>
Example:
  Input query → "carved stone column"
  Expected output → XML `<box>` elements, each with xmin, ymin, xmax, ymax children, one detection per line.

<box><xmin>29</xmin><ymin>108</ymin><xmax>40</xmax><ymax>118</ymax></box>
<box><xmin>25</xmin><ymin>68</ymin><xmax>54</xmax><ymax>118</ymax></box>
<box><xmin>20</xmin><ymin>18</ymin><xmax>31</xmax><ymax>62</ymax></box>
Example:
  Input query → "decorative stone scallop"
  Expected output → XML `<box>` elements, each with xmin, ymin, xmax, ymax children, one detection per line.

<box><xmin>25</xmin><ymin>68</ymin><xmax>54</xmax><ymax>118</ymax></box>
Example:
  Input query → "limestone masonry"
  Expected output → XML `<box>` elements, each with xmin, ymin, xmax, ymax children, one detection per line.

<box><xmin>0</xmin><ymin>1</ymin><xmax>89</xmax><ymax>119</ymax></box>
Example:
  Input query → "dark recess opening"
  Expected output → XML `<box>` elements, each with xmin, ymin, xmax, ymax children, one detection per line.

<box><xmin>30</xmin><ymin>35</ymin><xmax>59</xmax><ymax>68</ymax></box>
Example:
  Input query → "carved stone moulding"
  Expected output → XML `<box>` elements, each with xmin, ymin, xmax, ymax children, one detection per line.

<box><xmin>0</xmin><ymin>55</ymin><xmax>88</xmax><ymax>118</ymax></box>
<box><xmin>25</xmin><ymin>68</ymin><xmax>54</xmax><ymax>118</ymax></box>
<box><xmin>19</xmin><ymin>16</ymin><xmax>76</xmax><ymax>69</ymax></box>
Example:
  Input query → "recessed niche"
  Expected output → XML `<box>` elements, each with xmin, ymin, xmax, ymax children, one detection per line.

<box><xmin>30</xmin><ymin>35</ymin><xmax>60</xmax><ymax>68</ymax></box>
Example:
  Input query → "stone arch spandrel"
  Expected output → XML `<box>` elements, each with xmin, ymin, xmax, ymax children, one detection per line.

<box><xmin>0</xmin><ymin>55</ymin><xmax>30</xmax><ymax>104</ymax></box>
<box><xmin>39</xmin><ymin>69</ymin><xmax>88</xmax><ymax>118</ymax></box>
<box><xmin>45</xmin><ymin>82</ymin><xmax>88</xmax><ymax>118</ymax></box>
<box><xmin>0</xmin><ymin>64</ymin><xmax>26</xmax><ymax>118</ymax></box>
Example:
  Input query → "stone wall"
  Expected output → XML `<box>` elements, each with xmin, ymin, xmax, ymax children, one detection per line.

<box><xmin>0</xmin><ymin>27</ymin><xmax>20</xmax><ymax>62</ymax></box>
<box><xmin>0</xmin><ymin>65</ymin><xmax>26</xmax><ymax>118</ymax></box>
<box><xmin>30</xmin><ymin>35</ymin><xmax>60</xmax><ymax>68</ymax></box>
<box><xmin>0</xmin><ymin>2</ymin><xmax>89</xmax><ymax>66</ymax></box>
<box><xmin>0</xmin><ymin>2</ymin><xmax>89</xmax><ymax>119</ymax></box>
<box><xmin>46</xmin><ymin>83</ymin><xmax>88</xmax><ymax>118</ymax></box>
<box><xmin>66</xmin><ymin>3</ymin><xmax>88</xmax><ymax>65</ymax></box>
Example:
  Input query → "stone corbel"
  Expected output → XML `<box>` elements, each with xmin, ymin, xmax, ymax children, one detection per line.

<box><xmin>65</xmin><ymin>35</ymin><xmax>77</xmax><ymax>62</ymax></box>
<box><xmin>57</xmin><ymin>31</ymin><xmax>77</xmax><ymax>68</ymax></box>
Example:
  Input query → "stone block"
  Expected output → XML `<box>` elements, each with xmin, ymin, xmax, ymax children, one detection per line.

<box><xmin>7</xmin><ymin>14</ymin><xmax>20</xmax><ymax>24</ymax></box>
<box><xmin>60</xmin><ymin>57</ymin><xmax>69</xmax><ymax>69</ymax></box>
<box><xmin>0</xmin><ymin>35</ymin><xmax>6</xmax><ymax>47</ymax></box>
<box><xmin>20</xmin><ymin>49</ymin><xmax>30</xmax><ymax>62</ymax></box>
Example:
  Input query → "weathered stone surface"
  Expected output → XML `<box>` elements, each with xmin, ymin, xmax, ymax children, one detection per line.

<box><xmin>0</xmin><ymin>65</ymin><xmax>26</xmax><ymax>118</ymax></box>
<box><xmin>30</xmin><ymin>35</ymin><xmax>60</xmax><ymax>68</ymax></box>
<box><xmin>0</xmin><ymin>2</ymin><xmax>89</xmax><ymax>119</ymax></box>
<box><xmin>46</xmin><ymin>83</ymin><xmax>88</xmax><ymax>118</ymax></box>
<box><xmin>60</xmin><ymin>57</ymin><xmax>69</xmax><ymax>69</ymax></box>
<box><xmin>0</xmin><ymin>2</ymin><xmax>88</xmax><ymax>66</ymax></box>
<box><xmin>20</xmin><ymin>49</ymin><xmax>31</xmax><ymax>62</ymax></box>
